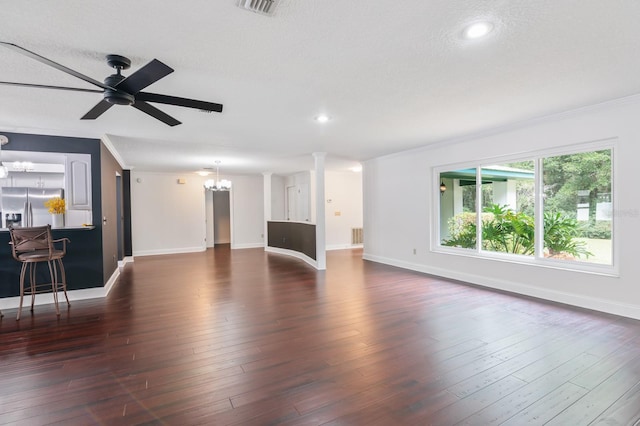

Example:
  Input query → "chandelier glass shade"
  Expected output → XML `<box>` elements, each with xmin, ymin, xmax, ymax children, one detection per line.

<box><xmin>204</xmin><ymin>162</ymin><xmax>231</xmax><ymax>191</ymax></box>
<box><xmin>204</xmin><ymin>178</ymin><xmax>232</xmax><ymax>191</ymax></box>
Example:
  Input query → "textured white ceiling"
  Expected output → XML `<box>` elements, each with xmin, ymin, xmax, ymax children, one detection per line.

<box><xmin>1</xmin><ymin>1</ymin><xmax>639</xmax><ymax>175</ymax></box>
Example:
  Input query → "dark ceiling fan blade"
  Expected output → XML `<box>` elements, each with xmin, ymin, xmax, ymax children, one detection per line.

<box><xmin>81</xmin><ymin>99</ymin><xmax>114</xmax><ymax>120</ymax></box>
<box><xmin>132</xmin><ymin>101</ymin><xmax>181</xmax><ymax>126</ymax></box>
<box><xmin>0</xmin><ymin>81</ymin><xmax>103</xmax><ymax>93</ymax></box>
<box><xmin>0</xmin><ymin>41</ymin><xmax>114</xmax><ymax>91</ymax></box>
<box><xmin>116</xmin><ymin>59</ymin><xmax>174</xmax><ymax>95</ymax></box>
<box><xmin>136</xmin><ymin>92</ymin><xmax>223</xmax><ymax>113</ymax></box>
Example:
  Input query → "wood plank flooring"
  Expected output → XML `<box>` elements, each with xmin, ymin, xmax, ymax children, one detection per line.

<box><xmin>1</xmin><ymin>246</ymin><xmax>640</xmax><ymax>425</ymax></box>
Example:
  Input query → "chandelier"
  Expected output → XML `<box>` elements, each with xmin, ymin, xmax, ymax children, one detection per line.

<box><xmin>203</xmin><ymin>161</ymin><xmax>231</xmax><ymax>191</ymax></box>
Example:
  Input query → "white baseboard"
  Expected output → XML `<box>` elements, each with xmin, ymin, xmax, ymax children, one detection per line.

<box><xmin>0</xmin><ymin>264</ymin><xmax>126</xmax><ymax>312</ymax></box>
<box><xmin>133</xmin><ymin>246</ymin><xmax>205</xmax><ymax>257</ymax></box>
<box><xmin>265</xmin><ymin>246</ymin><xmax>318</xmax><ymax>269</ymax></box>
<box><xmin>362</xmin><ymin>253</ymin><xmax>640</xmax><ymax>320</ymax></box>
<box><xmin>231</xmin><ymin>242</ymin><xmax>264</xmax><ymax>249</ymax></box>
<box><xmin>326</xmin><ymin>244</ymin><xmax>363</xmax><ymax>251</ymax></box>
<box><xmin>103</xmin><ymin>265</ymin><xmax>120</xmax><ymax>296</ymax></box>
<box><xmin>118</xmin><ymin>256</ymin><xmax>135</xmax><ymax>269</ymax></box>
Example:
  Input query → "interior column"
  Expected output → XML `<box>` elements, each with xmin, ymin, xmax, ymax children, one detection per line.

<box><xmin>313</xmin><ymin>152</ymin><xmax>326</xmax><ymax>270</ymax></box>
<box><xmin>263</xmin><ymin>172</ymin><xmax>272</xmax><ymax>248</ymax></box>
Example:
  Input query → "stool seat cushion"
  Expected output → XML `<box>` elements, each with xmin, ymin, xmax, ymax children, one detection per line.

<box><xmin>17</xmin><ymin>249</ymin><xmax>65</xmax><ymax>262</ymax></box>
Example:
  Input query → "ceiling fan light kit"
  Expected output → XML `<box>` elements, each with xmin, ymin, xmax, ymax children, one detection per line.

<box><xmin>0</xmin><ymin>41</ymin><xmax>223</xmax><ymax>126</ymax></box>
<box><xmin>102</xmin><ymin>55</ymin><xmax>135</xmax><ymax>106</ymax></box>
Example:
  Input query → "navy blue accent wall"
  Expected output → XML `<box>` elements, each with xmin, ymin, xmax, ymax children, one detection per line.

<box><xmin>123</xmin><ymin>170</ymin><xmax>133</xmax><ymax>257</ymax></box>
<box><xmin>0</xmin><ymin>132</ymin><xmax>104</xmax><ymax>297</ymax></box>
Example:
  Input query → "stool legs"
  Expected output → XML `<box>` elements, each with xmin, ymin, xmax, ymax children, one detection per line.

<box><xmin>47</xmin><ymin>261</ymin><xmax>60</xmax><ymax>316</ymax></box>
<box><xmin>29</xmin><ymin>263</ymin><xmax>37</xmax><ymax>312</ymax></box>
<box><xmin>16</xmin><ymin>260</ymin><xmax>70</xmax><ymax>321</ymax></box>
<box><xmin>17</xmin><ymin>262</ymin><xmax>28</xmax><ymax>321</ymax></box>
<box><xmin>56</xmin><ymin>258</ymin><xmax>70</xmax><ymax>307</ymax></box>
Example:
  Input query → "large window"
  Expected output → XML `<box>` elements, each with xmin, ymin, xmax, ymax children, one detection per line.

<box><xmin>481</xmin><ymin>161</ymin><xmax>535</xmax><ymax>256</ymax></box>
<box><xmin>437</xmin><ymin>144</ymin><xmax>613</xmax><ymax>270</ymax></box>
<box><xmin>542</xmin><ymin>149</ymin><xmax>612</xmax><ymax>265</ymax></box>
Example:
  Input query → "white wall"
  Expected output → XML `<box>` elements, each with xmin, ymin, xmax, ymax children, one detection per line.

<box><xmin>132</xmin><ymin>172</ymin><xmax>265</xmax><ymax>254</ymax></box>
<box><xmin>310</xmin><ymin>170</ymin><xmax>316</xmax><ymax>224</ymax></box>
<box><xmin>270</xmin><ymin>169</ymin><xmax>363</xmax><ymax>250</ymax></box>
<box><xmin>363</xmin><ymin>95</ymin><xmax>640</xmax><ymax>320</ymax></box>
<box><xmin>325</xmin><ymin>170</ymin><xmax>363</xmax><ymax>250</ymax></box>
<box><xmin>131</xmin><ymin>171</ymin><xmax>206</xmax><ymax>256</ymax></box>
<box><xmin>285</xmin><ymin>171</ymin><xmax>311</xmax><ymax>222</ymax></box>
<box><xmin>230</xmin><ymin>174</ymin><xmax>264</xmax><ymax>249</ymax></box>
<box><xmin>271</xmin><ymin>175</ymin><xmax>286</xmax><ymax>220</ymax></box>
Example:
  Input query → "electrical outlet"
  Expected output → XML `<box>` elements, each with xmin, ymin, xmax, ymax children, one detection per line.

<box><xmin>413</xmin><ymin>248</ymin><xmax>417</xmax><ymax>255</ymax></box>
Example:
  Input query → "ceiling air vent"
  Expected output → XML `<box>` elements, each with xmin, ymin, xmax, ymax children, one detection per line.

<box><xmin>238</xmin><ymin>0</ymin><xmax>278</xmax><ymax>16</ymax></box>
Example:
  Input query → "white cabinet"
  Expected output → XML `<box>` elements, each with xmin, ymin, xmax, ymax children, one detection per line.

<box><xmin>64</xmin><ymin>154</ymin><xmax>92</xmax><ymax>210</ymax></box>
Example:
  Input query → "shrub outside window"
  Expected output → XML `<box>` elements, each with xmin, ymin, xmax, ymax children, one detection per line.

<box><xmin>438</xmin><ymin>145</ymin><xmax>613</xmax><ymax>269</ymax></box>
<box><xmin>543</xmin><ymin>149</ymin><xmax>612</xmax><ymax>265</ymax></box>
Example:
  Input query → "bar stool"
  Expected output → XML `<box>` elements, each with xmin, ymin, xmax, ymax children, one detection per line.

<box><xmin>8</xmin><ymin>225</ymin><xmax>70</xmax><ymax>320</ymax></box>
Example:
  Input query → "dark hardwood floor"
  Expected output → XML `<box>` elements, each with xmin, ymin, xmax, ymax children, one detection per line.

<box><xmin>1</xmin><ymin>246</ymin><xmax>640</xmax><ymax>425</ymax></box>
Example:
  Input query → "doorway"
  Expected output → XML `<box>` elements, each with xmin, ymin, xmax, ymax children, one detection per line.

<box><xmin>206</xmin><ymin>189</ymin><xmax>232</xmax><ymax>248</ymax></box>
<box><xmin>213</xmin><ymin>191</ymin><xmax>231</xmax><ymax>244</ymax></box>
<box><xmin>115</xmin><ymin>173</ymin><xmax>123</xmax><ymax>261</ymax></box>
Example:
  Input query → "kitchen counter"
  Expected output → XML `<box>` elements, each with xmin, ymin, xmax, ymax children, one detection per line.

<box><xmin>0</xmin><ymin>225</ymin><xmax>95</xmax><ymax>232</ymax></box>
<box><xmin>0</xmin><ymin>224</ymin><xmax>101</xmax><ymax>298</ymax></box>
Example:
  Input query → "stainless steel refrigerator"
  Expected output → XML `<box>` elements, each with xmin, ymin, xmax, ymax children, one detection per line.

<box><xmin>1</xmin><ymin>187</ymin><xmax>64</xmax><ymax>228</ymax></box>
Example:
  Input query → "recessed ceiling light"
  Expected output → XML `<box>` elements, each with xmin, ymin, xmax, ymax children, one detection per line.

<box><xmin>196</xmin><ymin>171</ymin><xmax>210</xmax><ymax>176</ymax></box>
<box><xmin>464</xmin><ymin>22</ymin><xmax>493</xmax><ymax>39</ymax></box>
<box><xmin>315</xmin><ymin>114</ymin><xmax>331</xmax><ymax>123</ymax></box>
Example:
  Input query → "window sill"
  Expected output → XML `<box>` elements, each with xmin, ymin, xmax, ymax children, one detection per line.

<box><xmin>432</xmin><ymin>246</ymin><xmax>619</xmax><ymax>278</ymax></box>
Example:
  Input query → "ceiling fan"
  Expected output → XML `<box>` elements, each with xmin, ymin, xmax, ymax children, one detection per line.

<box><xmin>0</xmin><ymin>41</ymin><xmax>223</xmax><ymax>126</ymax></box>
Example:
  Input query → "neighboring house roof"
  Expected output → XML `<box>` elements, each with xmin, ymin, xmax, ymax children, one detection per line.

<box><xmin>440</xmin><ymin>166</ymin><xmax>534</xmax><ymax>185</ymax></box>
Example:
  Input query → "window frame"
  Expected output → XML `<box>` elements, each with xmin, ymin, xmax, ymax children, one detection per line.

<box><xmin>433</xmin><ymin>138</ymin><xmax>618</xmax><ymax>276</ymax></box>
